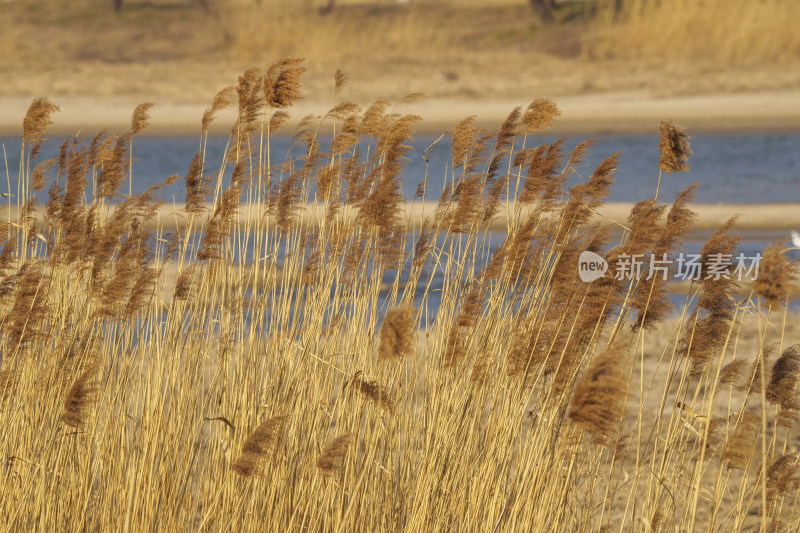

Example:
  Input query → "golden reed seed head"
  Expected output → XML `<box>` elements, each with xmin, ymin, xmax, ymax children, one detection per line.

<box><xmin>721</xmin><ymin>412</ymin><xmax>760</xmax><ymax>470</ymax></box>
<box><xmin>22</xmin><ymin>97</ymin><xmax>59</xmax><ymax>144</ymax></box>
<box><xmin>265</xmin><ymin>57</ymin><xmax>306</xmax><ymax>109</ymax></box>
<box><xmin>400</xmin><ymin>92</ymin><xmax>426</xmax><ymax>104</ymax></box>
<box><xmin>378</xmin><ymin>306</ymin><xmax>416</xmax><ymax>360</ymax></box>
<box><xmin>61</xmin><ymin>362</ymin><xmax>100</xmax><ymax>428</ymax></box>
<box><xmin>334</xmin><ymin>69</ymin><xmax>347</xmax><ymax>95</ymax></box>
<box><xmin>317</xmin><ymin>433</ymin><xmax>353</xmax><ymax>475</ymax></box>
<box><xmin>130</xmin><ymin>103</ymin><xmax>154</xmax><ymax>135</ymax></box>
<box><xmin>719</xmin><ymin>359</ymin><xmax>748</xmax><ymax>387</ymax></box>
<box><xmin>347</xmin><ymin>371</ymin><xmax>395</xmax><ymax>414</ymax></box>
<box><xmin>522</xmin><ymin>98</ymin><xmax>561</xmax><ymax>133</ymax></box>
<box><xmin>269</xmin><ymin>110</ymin><xmax>291</xmax><ymax>132</ymax></box>
<box><xmin>767</xmin><ymin>344</ymin><xmax>800</xmax><ymax>407</ymax></box>
<box><xmin>568</xmin><ymin>348</ymin><xmax>630</xmax><ymax>442</ymax></box>
<box><xmin>231</xmin><ymin>415</ymin><xmax>290</xmax><ymax>477</ymax></box>
<box><xmin>766</xmin><ymin>452</ymin><xmax>800</xmax><ymax>512</ymax></box>
<box><xmin>658</xmin><ymin>120</ymin><xmax>692</xmax><ymax>173</ymax></box>
<box><xmin>752</xmin><ymin>240</ymin><xmax>800</xmax><ymax>310</ymax></box>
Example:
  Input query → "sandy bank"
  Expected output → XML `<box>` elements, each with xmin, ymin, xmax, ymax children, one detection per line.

<box><xmin>5</xmin><ymin>201</ymin><xmax>799</xmax><ymax>234</ymax></box>
<box><xmin>2</xmin><ymin>90</ymin><xmax>800</xmax><ymax>137</ymax></box>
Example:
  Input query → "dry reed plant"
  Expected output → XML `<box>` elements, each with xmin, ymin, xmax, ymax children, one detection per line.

<box><xmin>589</xmin><ymin>0</ymin><xmax>800</xmax><ymax>65</ymax></box>
<box><xmin>0</xmin><ymin>59</ymin><xmax>798</xmax><ymax>532</ymax></box>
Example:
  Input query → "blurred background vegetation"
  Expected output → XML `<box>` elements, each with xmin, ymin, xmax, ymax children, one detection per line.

<box><xmin>1</xmin><ymin>0</ymin><xmax>799</xmax><ymax>103</ymax></box>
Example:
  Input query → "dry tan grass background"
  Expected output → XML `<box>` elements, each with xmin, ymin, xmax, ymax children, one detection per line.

<box><xmin>1</xmin><ymin>0</ymin><xmax>800</xmax><ymax>129</ymax></box>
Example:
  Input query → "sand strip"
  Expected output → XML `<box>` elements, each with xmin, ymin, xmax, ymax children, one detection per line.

<box><xmin>2</xmin><ymin>91</ymin><xmax>800</xmax><ymax>136</ymax></box>
<box><xmin>4</xmin><ymin>201</ymin><xmax>799</xmax><ymax>233</ymax></box>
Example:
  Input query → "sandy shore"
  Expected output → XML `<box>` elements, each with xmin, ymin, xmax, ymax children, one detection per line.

<box><xmin>5</xmin><ymin>201</ymin><xmax>799</xmax><ymax>234</ymax></box>
<box><xmin>2</xmin><ymin>90</ymin><xmax>800</xmax><ymax>137</ymax></box>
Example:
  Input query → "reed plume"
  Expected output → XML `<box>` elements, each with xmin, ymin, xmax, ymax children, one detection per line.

<box><xmin>347</xmin><ymin>371</ymin><xmax>395</xmax><ymax>413</ymax></box>
<box><xmin>521</xmin><ymin>98</ymin><xmax>560</xmax><ymax>133</ymax></box>
<box><xmin>766</xmin><ymin>345</ymin><xmax>800</xmax><ymax>407</ymax></box>
<box><xmin>721</xmin><ymin>412</ymin><xmax>760</xmax><ymax>470</ymax></box>
<box><xmin>378</xmin><ymin>306</ymin><xmax>415</xmax><ymax>360</ymax></box>
<box><xmin>232</xmin><ymin>415</ymin><xmax>291</xmax><ymax>477</ymax></box>
<box><xmin>568</xmin><ymin>347</ymin><xmax>629</xmax><ymax>442</ymax></box>
<box><xmin>766</xmin><ymin>453</ymin><xmax>800</xmax><ymax>514</ymax></box>
<box><xmin>130</xmin><ymin>103</ymin><xmax>154</xmax><ymax>135</ymax></box>
<box><xmin>265</xmin><ymin>57</ymin><xmax>306</xmax><ymax>109</ymax></box>
<box><xmin>201</xmin><ymin>86</ymin><xmax>236</xmax><ymax>132</ymax></box>
<box><xmin>632</xmin><ymin>185</ymin><xmax>698</xmax><ymax>330</ymax></box>
<box><xmin>719</xmin><ymin>359</ymin><xmax>748</xmax><ymax>387</ymax></box>
<box><xmin>658</xmin><ymin>120</ymin><xmax>692</xmax><ymax>173</ymax></box>
<box><xmin>317</xmin><ymin>433</ymin><xmax>353</xmax><ymax>475</ymax></box>
<box><xmin>173</xmin><ymin>265</ymin><xmax>196</xmax><ymax>301</ymax></box>
<box><xmin>184</xmin><ymin>151</ymin><xmax>208</xmax><ymax>214</ymax></box>
<box><xmin>679</xmin><ymin>217</ymin><xmax>741</xmax><ymax>374</ymax></box>
<box><xmin>61</xmin><ymin>362</ymin><xmax>100</xmax><ymax>428</ymax></box>
<box><xmin>334</xmin><ymin>69</ymin><xmax>347</xmax><ymax>96</ymax></box>
<box><xmin>22</xmin><ymin>97</ymin><xmax>59</xmax><ymax>144</ymax></box>
<box><xmin>7</xmin><ymin>262</ymin><xmax>50</xmax><ymax>352</ymax></box>
<box><xmin>752</xmin><ymin>240</ymin><xmax>799</xmax><ymax>310</ymax></box>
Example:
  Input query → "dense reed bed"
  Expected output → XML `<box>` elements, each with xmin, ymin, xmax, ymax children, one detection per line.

<box><xmin>590</xmin><ymin>0</ymin><xmax>800</xmax><ymax>65</ymax></box>
<box><xmin>1</xmin><ymin>60</ymin><xmax>799</xmax><ymax>532</ymax></box>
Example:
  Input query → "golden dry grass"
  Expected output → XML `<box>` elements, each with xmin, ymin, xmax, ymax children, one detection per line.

<box><xmin>0</xmin><ymin>60</ymin><xmax>799</xmax><ymax>532</ymax></box>
<box><xmin>2</xmin><ymin>0</ymin><xmax>800</xmax><ymax>108</ymax></box>
<box><xmin>589</xmin><ymin>0</ymin><xmax>800</xmax><ymax>65</ymax></box>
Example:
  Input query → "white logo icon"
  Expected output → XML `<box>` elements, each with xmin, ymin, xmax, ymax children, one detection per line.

<box><xmin>578</xmin><ymin>251</ymin><xmax>608</xmax><ymax>282</ymax></box>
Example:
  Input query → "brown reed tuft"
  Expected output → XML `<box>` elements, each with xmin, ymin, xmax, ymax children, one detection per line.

<box><xmin>721</xmin><ymin>412</ymin><xmax>760</xmax><ymax>470</ymax></box>
<box><xmin>7</xmin><ymin>262</ymin><xmax>50</xmax><ymax>352</ymax></box>
<box><xmin>61</xmin><ymin>362</ymin><xmax>100</xmax><ymax>428</ymax></box>
<box><xmin>443</xmin><ymin>324</ymin><xmax>468</xmax><ymax>369</ymax></box>
<box><xmin>202</xmin><ymin>86</ymin><xmax>236</xmax><ymax>132</ymax></box>
<box><xmin>317</xmin><ymin>433</ymin><xmax>353</xmax><ymax>475</ymax></box>
<box><xmin>96</xmin><ymin>230</ymin><xmax>146</xmax><ymax>318</ymax></box>
<box><xmin>269</xmin><ymin>110</ymin><xmax>291</xmax><ymax>132</ymax></box>
<box><xmin>766</xmin><ymin>453</ymin><xmax>800</xmax><ymax>513</ymax></box>
<box><xmin>469</xmin><ymin>348</ymin><xmax>493</xmax><ymax>387</ymax></box>
<box><xmin>184</xmin><ymin>151</ymin><xmax>208</xmax><ymax>214</ymax></box>
<box><xmin>412</xmin><ymin>219</ymin><xmax>432</xmax><ymax>270</ymax></box>
<box><xmin>130</xmin><ymin>103</ymin><xmax>154</xmax><ymax>135</ymax></box>
<box><xmin>568</xmin><ymin>347</ymin><xmax>629</xmax><ymax>442</ymax></box>
<box><xmin>631</xmin><ymin>186</ymin><xmax>697</xmax><ymax>331</ymax></box>
<box><xmin>22</xmin><ymin>97</ymin><xmax>59</xmax><ymax>144</ymax></box>
<box><xmin>766</xmin><ymin>345</ymin><xmax>800</xmax><ymax>406</ymax></box>
<box><xmin>97</xmin><ymin>133</ymin><xmax>131</xmax><ymax>200</ymax></box>
<box><xmin>741</xmin><ymin>343</ymin><xmax>777</xmax><ymax>395</ymax></box>
<box><xmin>719</xmin><ymin>359</ymin><xmax>748</xmax><ymax>386</ymax></box>
<box><xmin>752</xmin><ymin>240</ymin><xmax>799</xmax><ymax>310</ymax></box>
<box><xmin>400</xmin><ymin>92</ymin><xmax>426</xmax><ymax>104</ymax></box>
<box><xmin>521</xmin><ymin>98</ymin><xmax>561</xmax><ymax>133</ymax></box>
<box><xmin>378</xmin><ymin>306</ymin><xmax>416</xmax><ymax>360</ymax></box>
<box><xmin>451</xmin><ymin>116</ymin><xmax>480</xmax><ymax>171</ymax></box>
<box><xmin>360</xmin><ymin>100</ymin><xmax>391</xmax><ymax>136</ymax></box>
<box><xmin>31</xmin><ymin>157</ymin><xmax>56</xmax><ymax>192</ymax></box>
<box><xmin>0</xmin><ymin>236</ymin><xmax>17</xmax><ymax>275</ymax></box>
<box><xmin>125</xmin><ymin>244</ymin><xmax>158</xmax><ymax>319</ymax></box>
<box><xmin>347</xmin><ymin>371</ymin><xmax>395</xmax><ymax>413</ymax></box>
<box><xmin>198</xmin><ymin>184</ymin><xmax>241</xmax><ymax>260</ymax></box>
<box><xmin>658</xmin><ymin>120</ymin><xmax>692</xmax><ymax>173</ymax></box>
<box><xmin>231</xmin><ymin>415</ymin><xmax>291</xmax><ymax>477</ymax></box>
<box><xmin>519</xmin><ymin>138</ymin><xmax>567</xmax><ymax>207</ymax></box>
<box><xmin>334</xmin><ymin>69</ymin><xmax>347</xmax><ymax>96</ymax></box>
<box><xmin>173</xmin><ymin>265</ymin><xmax>196</xmax><ymax>301</ymax></box>
<box><xmin>265</xmin><ymin>57</ymin><xmax>306</xmax><ymax>108</ymax></box>
<box><xmin>559</xmin><ymin>151</ymin><xmax>618</xmax><ymax>242</ymax></box>
<box><xmin>678</xmin><ymin>217</ymin><xmax>741</xmax><ymax>374</ymax></box>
